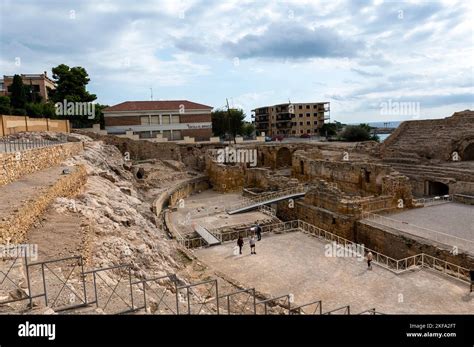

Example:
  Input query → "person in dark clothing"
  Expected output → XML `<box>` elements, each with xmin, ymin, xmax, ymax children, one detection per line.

<box><xmin>237</xmin><ymin>236</ymin><xmax>244</xmax><ymax>255</ymax></box>
<box><xmin>255</xmin><ymin>223</ymin><xmax>262</xmax><ymax>241</ymax></box>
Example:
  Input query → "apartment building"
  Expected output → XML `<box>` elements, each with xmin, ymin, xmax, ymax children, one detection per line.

<box><xmin>103</xmin><ymin>100</ymin><xmax>213</xmax><ymax>141</ymax></box>
<box><xmin>252</xmin><ymin>102</ymin><xmax>330</xmax><ymax>137</ymax></box>
<box><xmin>0</xmin><ymin>72</ymin><xmax>56</xmax><ymax>102</ymax></box>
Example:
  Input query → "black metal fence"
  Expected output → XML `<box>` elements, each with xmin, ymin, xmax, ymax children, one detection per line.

<box><xmin>0</xmin><ymin>135</ymin><xmax>68</xmax><ymax>153</ymax></box>
<box><xmin>1</xmin><ymin>251</ymin><xmax>368</xmax><ymax>315</ymax></box>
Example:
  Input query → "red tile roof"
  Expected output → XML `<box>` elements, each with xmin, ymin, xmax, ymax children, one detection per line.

<box><xmin>104</xmin><ymin>100</ymin><xmax>213</xmax><ymax>112</ymax></box>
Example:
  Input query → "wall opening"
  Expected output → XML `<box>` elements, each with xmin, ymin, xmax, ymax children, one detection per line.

<box><xmin>462</xmin><ymin>142</ymin><xmax>474</xmax><ymax>161</ymax></box>
<box><xmin>426</xmin><ymin>181</ymin><xmax>449</xmax><ymax>196</ymax></box>
<box><xmin>136</xmin><ymin>168</ymin><xmax>145</xmax><ymax>180</ymax></box>
<box><xmin>300</xmin><ymin>160</ymin><xmax>304</xmax><ymax>175</ymax></box>
<box><xmin>276</xmin><ymin>147</ymin><xmax>292</xmax><ymax>168</ymax></box>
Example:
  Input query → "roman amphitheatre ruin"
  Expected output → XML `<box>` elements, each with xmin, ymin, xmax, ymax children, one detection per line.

<box><xmin>1</xmin><ymin>110</ymin><xmax>473</xmax><ymax>315</ymax></box>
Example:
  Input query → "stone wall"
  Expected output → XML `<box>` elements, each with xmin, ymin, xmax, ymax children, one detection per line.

<box><xmin>0</xmin><ymin>142</ymin><xmax>84</xmax><ymax>187</ymax></box>
<box><xmin>277</xmin><ymin>200</ymin><xmax>356</xmax><ymax>240</ymax></box>
<box><xmin>293</xmin><ymin>153</ymin><xmax>393</xmax><ymax>195</ymax></box>
<box><xmin>0</xmin><ymin>165</ymin><xmax>87</xmax><ymax>243</ymax></box>
<box><xmin>154</xmin><ymin>176</ymin><xmax>210</xmax><ymax>216</ymax></box>
<box><xmin>380</xmin><ymin>110</ymin><xmax>474</xmax><ymax>163</ymax></box>
<box><xmin>76</xmin><ymin>131</ymin><xmax>181</xmax><ymax>161</ymax></box>
<box><xmin>206</xmin><ymin>161</ymin><xmax>245</xmax><ymax>192</ymax></box>
<box><xmin>355</xmin><ymin>221</ymin><xmax>474</xmax><ymax>270</ymax></box>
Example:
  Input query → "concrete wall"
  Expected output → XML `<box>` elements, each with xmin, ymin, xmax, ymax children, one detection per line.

<box><xmin>355</xmin><ymin>221</ymin><xmax>474</xmax><ymax>270</ymax></box>
<box><xmin>1</xmin><ymin>115</ymin><xmax>70</xmax><ymax>136</ymax></box>
<box><xmin>0</xmin><ymin>142</ymin><xmax>84</xmax><ymax>186</ymax></box>
<box><xmin>0</xmin><ymin>165</ymin><xmax>87</xmax><ymax>243</ymax></box>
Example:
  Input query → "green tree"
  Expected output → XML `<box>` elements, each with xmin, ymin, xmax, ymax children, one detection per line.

<box><xmin>321</xmin><ymin>121</ymin><xmax>343</xmax><ymax>137</ymax></box>
<box><xmin>50</xmin><ymin>64</ymin><xmax>97</xmax><ymax>127</ymax></box>
<box><xmin>340</xmin><ymin>125</ymin><xmax>371</xmax><ymax>141</ymax></box>
<box><xmin>0</xmin><ymin>96</ymin><xmax>11</xmax><ymax>114</ymax></box>
<box><xmin>51</xmin><ymin>64</ymin><xmax>97</xmax><ymax>103</ymax></box>
<box><xmin>211</xmin><ymin>108</ymin><xmax>246</xmax><ymax>142</ymax></box>
<box><xmin>25</xmin><ymin>102</ymin><xmax>43</xmax><ymax>117</ymax></box>
<box><xmin>242</xmin><ymin>122</ymin><xmax>255</xmax><ymax>138</ymax></box>
<box><xmin>10</xmin><ymin>74</ymin><xmax>26</xmax><ymax>109</ymax></box>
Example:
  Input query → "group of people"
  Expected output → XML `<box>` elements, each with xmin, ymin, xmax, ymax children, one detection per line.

<box><xmin>237</xmin><ymin>223</ymin><xmax>262</xmax><ymax>255</ymax></box>
<box><xmin>235</xmin><ymin>223</ymin><xmax>376</xmax><ymax>271</ymax></box>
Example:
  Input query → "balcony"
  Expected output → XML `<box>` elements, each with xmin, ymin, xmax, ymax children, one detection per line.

<box><xmin>276</xmin><ymin>121</ymin><xmax>292</xmax><ymax>129</ymax></box>
<box><xmin>275</xmin><ymin>113</ymin><xmax>293</xmax><ymax>122</ymax></box>
<box><xmin>256</xmin><ymin>115</ymin><xmax>269</xmax><ymax>122</ymax></box>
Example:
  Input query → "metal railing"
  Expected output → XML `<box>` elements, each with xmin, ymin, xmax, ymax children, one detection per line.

<box><xmin>214</xmin><ymin>220</ymin><xmax>300</xmax><ymax>243</ymax></box>
<box><xmin>176</xmin><ymin>279</ymin><xmax>219</xmax><ymax>315</ymax></box>
<box><xmin>357</xmin><ymin>308</ymin><xmax>384</xmax><ymax>315</ymax></box>
<box><xmin>227</xmin><ymin>186</ymin><xmax>308</xmax><ymax>212</ymax></box>
<box><xmin>289</xmin><ymin>300</ymin><xmax>322</xmax><ymax>315</ymax></box>
<box><xmin>83</xmin><ymin>264</ymin><xmax>136</xmax><ymax>314</ymax></box>
<box><xmin>412</xmin><ymin>195</ymin><xmax>453</xmax><ymax>206</ymax></box>
<box><xmin>28</xmin><ymin>255</ymin><xmax>88</xmax><ymax>312</ymax></box>
<box><xmin>258</xmin><ymin>204</ymin><xmax>277</xmax><ymax>217</ymax></box>
<box><xmin>256</xmin><ymin>294</ymin><xmax>291</xmax><ymax>315</ymax></box>
<box><xmin>0</xmin><ymin>135</ymin><xmax>68</xmax><ymax>153</ymax></box>
<box><xmin>296</xmin><ymin>219</ymin><xmax>471</xmax><ymax>283</ymax></box>
<box><xmin>362</xmin><ymin>211</ymin><xmax>474</xmax><ymax>254</ymax></box>
<box><xmin>218</xmin><ymin>288</ymin><xmax>256</xmax><ymax>315</ymax></box>
<box><xmin>131</xmin><ymin>274</ymin><xmax>179</xmax><ymax>314</ymax></box>
<box><xmin>323</xmin><ymin>305</ymin><xmax>350</xmax><ymax>315</ymax></box>
<box><xmin>1</xmin><ymin>250</ymin><xmax>340</xmax><ymax>316</ymax></box>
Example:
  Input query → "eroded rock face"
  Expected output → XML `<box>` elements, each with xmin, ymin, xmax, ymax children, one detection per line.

<box><xmin>56</xmin><ymin>140</ymin><xmax>188</xmax><ymax>278</ymax></box>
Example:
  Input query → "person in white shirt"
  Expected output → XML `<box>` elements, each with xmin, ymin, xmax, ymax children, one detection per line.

<box><xmin>249</xmin><ymin>236</ymin><xmax>256</xmax><ymax>255</ymax></box>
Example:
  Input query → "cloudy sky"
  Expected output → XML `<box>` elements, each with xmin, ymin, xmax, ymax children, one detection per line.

<box><xmin>0</xmin><ymin>0</ymin><xmax>472</xmax><ymax>123</ymax></box>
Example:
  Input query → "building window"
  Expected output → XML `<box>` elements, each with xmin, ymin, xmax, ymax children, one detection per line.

<box><xmin>299</xmin><ymin>114</ymin><xmax>303</xmax><ymax>118</ymax></box>
<box><xmin>299</xmin><ymin>122</ymin><xmax>303</xmax><ymax>126</ymax></box>
<box><xmin>172</xmin><ymin>115</ymin><xmax>180</xmax><ymax>124</ymax></box>
<box><xmin>306</xmin><ymin>121</ymin><xmax>310</xmax><ymax>125</ymax></box>
<box><xmin>151</xmin><ymin>116</ymin><xmax>159</xmax><ymax>124</ymax></box>
<box><xmin>292</xmin><ymin>130</ymin><xmax>296</xmax><ymax>134</ymax></box>
<box><xmin>306</xmin><ymin>105</ymin><xmax>310</xmax><ymax>109</ymax></box>
<box><xmin>140</xmin><ymin>116</ymin><xmax>149</xmax><ymax>125</ymax></box>
<box><xmin>307</xmin><ymin>129</ymin><xmax>310</xmax><ymax>133</ymax></box>
<box><xmin>313</xmin><ymin>104</ymin><xmax>318</xmax><ymax>109</ymax></box>
<box><xmin>298</xmin><ymin>105</ymin><xmax>303</xmax><ymax>110</ymax></box>
<box><xmin>314</xmin><ymin>113</ymin><xmax>318</xmax><ymax>117</ymax></box>
<box><xmin>314</xmin><ymin>121</ymin><xmax>318</xmax><ymax>124</ymax></box>
<box><xmin>300</xmin><ymin>130</ymin><xmax>303</xmax><ymax>134</ymax></box>
<box><xmin>162</xmin><ymin>116</ymin><xmax>170</xmax><ymax>124</ymax></box>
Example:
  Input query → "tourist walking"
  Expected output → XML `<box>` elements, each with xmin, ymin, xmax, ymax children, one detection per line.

<box><xmin>367</xmin><ymin>251</ymin><xmax>373</xmax><ymax>270</ymax></box>
<box><xmin>237</xmin><ymin>235</ymin><xmax>244</xmax><ymax>255</ymax></box>
<box><xmin>249</xmin><ymin>236</ymin><xmax>256</xmax><ymax>255</ymax></box>
<box><xmin>255</xmin><ymin>223</ymin><xmax>262</xmax><ymax>241</ymax></box>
